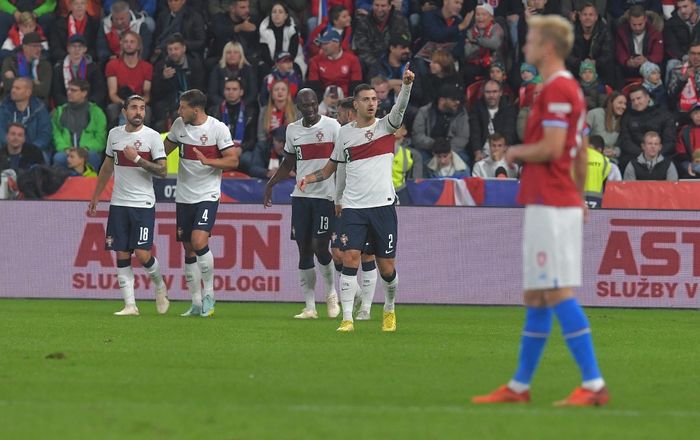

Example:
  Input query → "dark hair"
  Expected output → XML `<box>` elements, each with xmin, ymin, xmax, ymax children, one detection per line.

<box><xmin>628</xmin><ymin>84</ymin><xmax>650</xmax><ymax>97</ymax></box>
<box><xmin>353</xmin><ymin>83</ymin><xmax>373</xmax><ymax>98</ymax></box>
<box><xmin>579</xmin><ymin>2</ymin><xmax>597</xmax><ymax>13</ymax></box>
<box><xmin>122</xmin><ymin>94</ymin><xmax>145</xmax><ymax>109</ymax></box>
<box><xmin>432</xmin><ymin>138</ymin><xmax>451</xmax><ymax>155</ymax></box>
<box><xmin>589</xmin><ymin>135</ymin><xmax>605</xmax><ymax>150</ymax></box>
<box><xmin>339</xmin><ymin>97</ymin><xmax>355</xmax><ymax>111</ymax></box>
<box><xmin>483</xmin><ymin>79</ymin><xmax>503</xmax><ymax>92</ymax></box>
<box><xmin>165</xmin><ymin>33</ymin><xmax>185</xmax><ymax>47</ymax></box>
<box><xmin>68</xmin><ymin>78</ymin><xmax>90</xmax><ymax>92</ymax></box>
<box><xmin>488</xmin><ymin>132</ymin><xmax>506</xmax><ymax>145</ymax></box>
<box><xmin>628</xmin><ymin>5</ymin><xmax>646</xmax><ymax>19</ymax></box>
<box><xmin>329</xmin><ymin>5</ymin><xmax>347</xmax><ymax>23</ymax></box>
<box><xmin>223</xmin><ymin>76</ymin><xmax>244</xmax><ymax>90</ymax></box>
<box><xmin>180</xmin><ymin>89</ymin><xmax>207</xmax><ymax>110</ymax></box>
<box><xmin>7</xmin><ymin>122</ymin><xmax>25</xmax><ymax>133</ymax></box>
<box><xmin>68</xmin><ymin>146</ymin><xmax>89</xmax><ymax>161</ymax></box>
<box><xmin>269</xmin><ymin>1</ymin><xmax>291</xmax><ymax>27</ymax></box>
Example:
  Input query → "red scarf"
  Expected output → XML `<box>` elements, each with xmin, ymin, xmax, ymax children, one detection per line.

<box><xmin>7</xmin><ymin>25</ymin><xmax>47</xmax><ymax>49</ymax></box>
<box><xmin>68</xmin><ymin>14</ymin><xmax>87</xmax><ymax>38</ymax></box>
<box><xmin>469</xmin><ymin>21</ymin><xmax>495</xmax><ymax>68</ymax></box>
<box><xmin>106</xmin><ymin>28</ymin><xmax>122</xmax><ymax>56</ymax></box>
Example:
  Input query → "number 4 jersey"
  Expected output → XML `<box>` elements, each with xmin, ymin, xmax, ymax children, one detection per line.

<box><xmin>284</xmin><ymin>115</ymin><xmax>341</xmax><ymax>201</ymax></box>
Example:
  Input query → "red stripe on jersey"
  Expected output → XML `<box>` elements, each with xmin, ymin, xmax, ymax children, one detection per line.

<box><xmin>181</xmin><ymin>144</ymin><xmax>222</xmax><ymax>160</ymax></box>
<box><xmin>347</xmin><ymin>134</ymin><xmax>394</xmax><ymax>162</ymax></box>
<box><xmin>115</xmin><ymin>150</ymin><xmax>152</xmax><ymax>167</ymax></box>
<box><xmin>298</xmin><ymin>142</ymin><xmax>334</xmax><ymax>160</ymax></box>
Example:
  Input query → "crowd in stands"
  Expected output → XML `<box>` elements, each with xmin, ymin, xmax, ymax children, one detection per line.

<box><xmin>3</xmin><ymin>0</ymin><xmax>700</xmax><ymax>196</ymax></box>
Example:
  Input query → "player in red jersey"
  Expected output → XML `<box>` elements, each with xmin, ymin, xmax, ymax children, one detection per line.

<box><xmin>472</xmin><ymin>15</ymin><xmax>608</xmax><ymax>407</ymax></box>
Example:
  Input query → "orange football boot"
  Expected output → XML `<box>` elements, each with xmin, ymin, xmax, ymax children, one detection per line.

<box><xmin>554</xmin><ymin>386</ymin><xmax>609</xmax><ymax>407</ymax></box>
<box><xmin>472</xmin><ymin>385</ymin><xmax>531</xmax><ymax>404</ymax></box>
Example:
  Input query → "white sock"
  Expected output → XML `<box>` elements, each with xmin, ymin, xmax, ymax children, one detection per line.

<box><xmin>382</xmin><ymin>272</ymin><xmax>398</xmax><ymax>312</ymax></box>
<box><xmin>582</xmin><ymin>378</ymin><xmax>606</xmax><ymax>392</ymax></box>
<box><xmin>144</xmin><ymin>257</ymin><xmax>164</xmax><ymax>289</ymax></box>
<box><xmin>360</xmin><ymin>268</ymin><xmax>377</xmax><ymax>312</ymax></box>
<box><xmin>339</xmin><ymin>273</ymin><xmax>359</xmax><ymax>321</ymax></box>
<box><xmin>116</xmin><ymin>266</ymin><xmax>135</xmax><ymax>306</ymax></box>
<box><xmin>184</xmin><ymin>261</ymin><xmax>202</xmax><ymax>306</ymax></box>
<box><xmin>299</xmin><ymin>268</ymin><xmax>317</xmax><ymax>310</ymax></box>
<box><xmin>197</xmin><ymin>249</ymin><xmax>215</xmax><ymax>299</ymax></box>
<box><xmin>507</xmin><ymin>379</ymin><xmax>530</xmax><ymax>393</ymax></box>
<box><xmin>317</xmin><ymin>260</ymin><xmax>336</xmax><ymax>298</ymax></box>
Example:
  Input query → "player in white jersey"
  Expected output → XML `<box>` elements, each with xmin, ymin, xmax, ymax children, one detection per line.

<box><xmin>88</xmin><ymin>95</ymin><xmax>169</xmax><ymax>316</ymax></box>
<box><xmin>163</xmin><ymin>89</ymin><xmax>239</xmax><ymax>317</ymax></box>
<box><xmin>263</xmin><ymin>89</ymin><xmax>341</xmax><ymax>319</ymax></box>
<box><xmin>299</xmin><ymin>65</ymin><xmax>415</xmax><ymax>332</ymax></box>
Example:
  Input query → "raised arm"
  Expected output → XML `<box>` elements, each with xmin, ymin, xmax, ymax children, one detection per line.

<box><xmin>387</xmin><ymin>63</ymin><xmax>415</xmax><ymax>130</ymax></box>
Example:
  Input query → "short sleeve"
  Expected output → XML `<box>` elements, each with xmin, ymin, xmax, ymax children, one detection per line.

<box><xmin>105</xmin><ymin>130</ymin><xmax>114</xmax><ymax>157</ymax></box>
<box><xmin>330</xmin><ymin>129</ymin><xmax>346</xmax><ymax>163</ymax></box>
<box><xmin>216</xmin><ymin>121</ymin><xmax>234</xmax><ymax>150</ymax></box>
<box><xmin>283</xmin><ymin>127</ymin><xmax>295</xmax><ymax>155</ymax></box>
<box><xmin>104</xmin><ymin>59</ymin><xmax>118</xmax><ymax>78</ymax></box>
<box><xmin>151</xmin><ymin>131</ymin><xmax>166</xmax><ymax>160</ymax></box>
<box><xmin>166</xmin><ymin>118</ymin><xmax>182</xmax><ymax>143</ymax></box>
<box><xmin>143</xmin><ymin>62</ymin><xmax>153</xmax><ymax>81</ymax></box>
<box><xmin>540</xmin><ymin>81</ymin><xmax>573</xmax><ymax>130</ymax></box>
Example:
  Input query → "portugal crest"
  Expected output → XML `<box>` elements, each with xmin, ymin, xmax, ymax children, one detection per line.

<box><xmin>340</xmin><ymin>234</ymin><xmax>348</xmax><ymax>246</ymax></box>
<box><xmin>316</xmin><ymin>130</ymin><xmax>324</xmax><ymax>142</ymax></box>
<box><xmin>105</xmin><ymin>235</ymin><xmax>114</xmax><ymax>248</ymax></box>
<box><xmin>134</xmin><ymin>140</ymin><xmax>142</xmax><ymax>149</ymax></box>
<box><xmin>200</xmin><ymin>134</ymin><xmax>208</xmax><ymax>145</ymax></box>
<box><xmin>365</xmin><ymin>130</ymin><xmax>374</xmax><ymax>141</ymax></box>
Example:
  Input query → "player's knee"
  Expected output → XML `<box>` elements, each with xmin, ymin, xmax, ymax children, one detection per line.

<box><xmin>342</xmin><ymin>250</ymin><xmax>361</xmax><ymax>268</ymax></box>
<box><xmin>133</xmin><ymin>250</ymin><xmax>152</xmax><ymax>266</ymax></box>
<box><xmin>544</xmin><ymin>288</ymin><xmax>575</xmax><ymax>307</ymax></box>
<box><xmin>298</xmin><ymin>254</ymin><xmax>314</xmax><ymax>270</ymax></box>
<box><xmin>376</xmin><ymin>258</ymin><xmax>395</xmax><ymax>278</ymax></box>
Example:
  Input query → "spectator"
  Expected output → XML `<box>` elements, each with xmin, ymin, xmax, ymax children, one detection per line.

<box><xmin>104</xmin><ymin>30</ymin><xmax>153</xmax><ymax>128</ymax></box>
<box><xmin>152</xmin><ymin>0</ymin><xmax>205</xmax><ymax>62</ymax></box>
<box><xmin>308</xmin><ymin>1</ymin><xmax>354</xmax><ymax>34</ymax></box>
<box><xmin>420</xmin><ymin>0</ymin><xmax>472</xmax><ymax>54</ymax></box>
<box><xmin>561</xmin><ymin>0</ymin><xmax>606</xmax><ymax>21</ymax></box>
<box><xmin>256</xmin><ymin>79</ymin><xmax>299</xmax><ymax>149</ymax></box>
<box><xmin>426</xmin><ymin>137</ymin><xmax>470</xmax><ymax>178</ymax></box>
<box><xmin>258</xmin><ymin>1</ymin><xmax>306</xmax><ymax>77</ymax></box>
<box><xmin>675</xmin><ymin>103</ymin><xmax>700</xmax><ymax>177</ymax></box>
<box><xmin>249</xmin><ymin>0</ymin><xmax>307</xmax><ymax>38</ymax></box>
<box><xmin>640</xmin><ymin>61</ymin><xmax>667</xmax><ymax>109</ymax></box>
<box><xmin>578</xmin><ymin>60</ymin><xmax>607</xmax><ymax>110</ymax></box>
<box><xmin>56</xmin><ymin>0</ymin><xmax>101</xmax><ymax>19</ymax></box>
<box><xmin>248</xmin><ymin>125</ymin><xmax>286</xmax><ymax>179</ymax></box>
<box><xmin>0</xmin><ymin>1</ymin><xmax>55</xmax><ymax>44</ymax></box>
<box><xmin>623</xmin><ymin>131</ymin><xmax>679</xmax><ymax>181</ymax></box>
<box><xmin>585</xmin><ymin>133</ymin><xmax>621</xmax><ymax>209</ymax></box>
<box><xmin>472</xmin><ymin>132</ymin><xmax>518</xmax><ymax>178</ymax></box>
<box><xmin>664</xmin><ymin>0</ymin><xmax>700</xmax><ymax>84</ymax></box>
<box><xmin>336</xmin><ymin>96</ymin><xmax>355</xmax><ymax>125</ymax></box>
<box><xmin>367</xmin><ymin>32</ymin><xmax>411</xmax><ymax>94</ymax></box>
<box><xmin>210</xmin><ymin>0</ymin><xmax>259</xmax><ymax>67</ymax></box>
<box><xmin>51</xmin><ymin>78</ymin><xmax>106</xmax><ymax>170</ymax></box>
<box><xmin>49</xmin><ymin>0</ymin><xmax>99</xmax><ymax>63</ymax></box>
<box><xmin>209</xmin><ymin>77</ymin><xmax>258</xmax><ymax>152</ymax></box>
<box><xmin>618</xmin><ymin>85</ymin><xmax>676</xmax><ymax>169</ymax></box>
<box><xmin>65</xmin><ymin>146</ymin><xmax>96</xmax><ymax>176</ymax></box>
<box><xmin>487</xmin><ymin>61</ymin><xmax>514</xmax><ymax>103</ymax></box>
<box><xmin>96</xmin><ymin>0</ymin><xmax>153</xmax><ymax>62</ymax></box>
<box><xmin>516</xmin><ymin>66</ymin><xmax>541</xmax><ymax>141</ymax></box>
<box><xmin>462</xmin><ymin>3</ymin><xmax>504</xmax><ymax>85</ymax></box>
<box><xmin>51</xmin><ymin>34</ymin><xmax>105</xmax><ymax>107</ymax></box>
<box><xmin>0</xmin><ymin>78</ymin><xmax>51</xmax><ymax>162</ymax></box>
<box><xmin>207</xmin><ymin>41</ymin><xmax>257</xmax><ymax>108</ymax></box>
<box><xmin>1</xmin><ymin>32</ymin><xmax>51</xmax><ymax>105</ymax></box>
<box><xmin>353</xmin><ymin>0</ymin><xmax>410</xmax><ymax>70</ymax></box>
<box><xmin>319</xmin><ymin>85</ymin><xmax>343</xmax><ymax>118</ymax></box>
<box><xmin>469</xmin><ymin>79</ymin><xmax>517</xmax><ymax>162</ymax></box>
<box><xmin>667</xmin><ymin>42</ymin><xmax>700</xmax><ymax>113</ymax></box>
<box><xmin>608</xmin><ymin>0</ymin><xmax>663</xmax><ymax>22</ymax></box>
<box><xmin>0</xmin><ymin>11</ymin><xmax>49</xmax><ymax>60</ymax></box>
<box><xmin>102</xmin><ymin>0</ymin><xmax>156</xmax><ymax>31</ymax></box>
<box><xmin>487</xmin><ymin>0</ymin><xmax>523</xmax><ymax>62</ymax></box>
<box><xmin>615</xmin><ymin>5</ymin><xmax>664</xmax><ymax>82</ymax></box>
<box><xmin>307</xmin><ymin>5</ymin><xmax>352</xmax><ymax>58</ymax></box>
<box><xmin>587</xmin><ymin>91</ymin><xmax>626</xmax><ymax>162</ymax></box>
<box><xmin>412</xmin><ymin>83</ymin><xmax>469</xmax><ymax>165</ymax></box>
<box><xmin>411</xmin><ymin>48</ymin><xmax>462</xmax><ymax>107</ymax></box>
<box><xmin>370</xmin><ymin>75</ymin><xmax>393</xmax><ymax>118</ymax></box>
<box><xmin>151</xmin><ymin>33</ymin><xmax>205</xmax><ymax>131</ymax></box>
<box><xmin>307</xmin><ymin>30</ymin><xmax>362</xmax><ymax>97</ymax></box>
<box><xmin>259</xmin><ymin>51</ymin><xmax>302</xmax><ymax>106</ymax></box>
<box><xmin>0</xmin><ymin>122</ymin><xmax>43</xmax><ymax>171</ymax></box>
<box><xmin>566</xmin><ymin>2</ymin><xmax>614</xmax><ymax>87</ymax></box>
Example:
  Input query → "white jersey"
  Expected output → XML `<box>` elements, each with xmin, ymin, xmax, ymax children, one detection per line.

<box><xmin>167</xmin><ymin>116</ymin><xmax>234</xmax><ymax>204</ymax></box>
<box><xmin>284</xmin><ymin>115</ymin><xmax>340</xmax><ymax>201</ymax></box>
<box><xmin>106</xmin><ymin>125</ymin><xmax>165</xmax><ymax>208</ymax></box>
<box><xmin>331</xmin><ymin>83</ymin><xmax>412</xmax><ymax>209</ymax></box>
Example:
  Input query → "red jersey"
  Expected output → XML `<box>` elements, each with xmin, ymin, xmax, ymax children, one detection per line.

<box><xmin>518</xmin><ymin>70</ymin><xmax>586</xmax><ymax>207</ymax></box>
<box><xmin>308</xmin><ymin>50</ymin><xmax>362</xmax><ymax>96</ymax></box>
<box><xmin>105</xmin><ymin>59</ymin><xmax>153</xmax><ymax>96</ymax></box>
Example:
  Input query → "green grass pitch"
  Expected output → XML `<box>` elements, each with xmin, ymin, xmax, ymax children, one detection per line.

<box><xmin>1</xmin><ymin>299</ymin><xmax>698</xmax><ymax>439</ymax></box>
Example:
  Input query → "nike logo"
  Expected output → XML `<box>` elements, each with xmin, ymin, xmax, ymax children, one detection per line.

<box><xmin>197</xmin><ymin>221</ymin><xmax>208</xmax><ymax>225</ymax></box>
<box><xmin>317</xmin><ymin>230</ymin><xmax>326</xmax><ymax>234</ymax></box>
<box><xmin>343</xmin><ymin>140</ymin><xmax>352</xmax><ymax>145</ymax></box>
<box><xmin>179</xmin><ymin>134</ymin><xmax>186</xmax><ymax>138</ymax></box>
<box><xmin>294</xmin><ymin>136</ymin><xmax>302</xmax><ymax>141</ymax></box>
<box><xmin>137</xmin><ymin>240</ymin><xmax>148</xmax><ymax>245</ymax></box>
<box><xmin>385</xmin><ymin>249</ymin><xmax>393</xmax><ymax>254</ymax></box>
<box><xmin>111</xmin><ymin>141</ymin><xmax>118</xmax><ymax>145</ymax></box>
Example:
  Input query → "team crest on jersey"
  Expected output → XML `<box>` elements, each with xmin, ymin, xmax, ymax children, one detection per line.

<box><xmin>200</xmin><ymin>134</ymin><xmax>208</xmax><ymax>145</ymax></box>
<box><xmin>365</xmin><ymin>130</ymin><xmax>374</xmax><ymax>141</ymax></box>
<box><xmin>537</xmin><ymin>251</ymin><xmax>547</xmax><ymax>267</ymax></box>
<box><xmin>316</xmin><ymin>130</ymin><xmax>324</xmax><ymax>142</ymax></box>
<box><xmin>134</xmin><ymin>140</ymin><xmax>142</xmax><ymax>149</ymax></box>
<box><xmin>341</xmin><ymin>65</ymin><xmax>349</xmax><ymax>75</ymax></box>
<box><xmin>177</xmin><ymin>227</ymin><xmax>183</xmax><ymax>238</ymax></box>
<box><xmin>105</xmin><ymin>235</ymin><xmax>114</xmax><ymax>248</ymax></box>
<box><xmin>340</xmin><ymin>234</ymin><xmax>348</xmax><ymax>246</ymax></box>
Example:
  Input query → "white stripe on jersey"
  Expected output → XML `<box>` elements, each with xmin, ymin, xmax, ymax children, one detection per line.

<box><xmin>284</xmin><ymin>115</ymin><xmax>340</xmax><ymax>200</ymax></box>
<box><xmin>106</xmin><ymin>125</ymin><xmax>165</xmax><ymax>208</ymax></box>
<box><xmin>167</xmin><ymin>116</ymin><xmax>234</xmax><ymax>204</ymax></box>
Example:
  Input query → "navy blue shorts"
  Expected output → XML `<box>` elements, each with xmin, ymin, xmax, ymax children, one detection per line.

<box><xmin>176</xmin><ymin>200</ymin><xmax>219</xmax><ymax>242</ymax></box>
<box><xmin>291</xmin><ymin>197</ymin><xmax>335</xmax><ymax>243</ymax></box>
<box><xmin>331</xmin><ymin>214</ymin><xmax>375</xmax><ymax>255</ymax></box>
<box><xmin>340</xmin><ymin>205</ymin><xmax>397</xmax><ymax>257</ymax></box>
<box><xmin>105</xmin><ymin>205</ymin><xmax>155</xmax><ymax>251</ymax></box>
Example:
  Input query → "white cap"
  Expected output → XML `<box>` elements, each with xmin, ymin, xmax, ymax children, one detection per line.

<box><xmin>476</xmin><ymin>3</ymin><xmax>494</xmax><ymax>16</ymax></box>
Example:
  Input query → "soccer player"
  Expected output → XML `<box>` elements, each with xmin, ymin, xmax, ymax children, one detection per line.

<box><xmin>472</xmin><ymin>15</ymin><xmax>608</xmax><ymax>407</ymax></box>
<box><xmin>298</xmin><ymin>65</ymin><xmax>415</xmax><ymax>332</ymax></box>
<box><xmin>163</xmin><ymin>89</ymin><xmax>239</xmax><ymax>317</ymax></box>
<box><xmin>263</xmin><ymin>89</ymin><xmax>341</xmax><ymax>319</ymax></box>
<box><xmin>88</xmin><ymin>95</ymin><xmax>169</xmax><ymax>316</ymax></box>
<box><xmin>333</xmin><ymin>97</ymin><xmax>379</xmax><ymax>321</ymax></box>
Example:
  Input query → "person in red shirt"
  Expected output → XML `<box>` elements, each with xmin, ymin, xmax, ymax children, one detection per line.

<box><xmin>307</xmin><ymin>30</ymin><xmax>362</xmax><ymax>98</ymax></box>
<box><xmin>473</xmin><ymin>14</ymin><xmax>608</xmax><ymax>408</ymax></box>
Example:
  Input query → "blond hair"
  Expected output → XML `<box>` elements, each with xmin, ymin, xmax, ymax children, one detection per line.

<box><xmin>219</xmin><ymin>41</ymin><xmax>250</xmax><ymax>70</ymax></box>
<box><xmin>18</xmin><ymin>12</ymin><xmax>36</xmax><ymax>27</ymax></box>
<box><xmin>527</xmin><ymin>14</ymin><xmax>574</xmax><ymax>59</ymax></box>
<box><xmin>264</xmin><ymin>79</ymin><xmax>296</xmax><ymax>134</ymax></box>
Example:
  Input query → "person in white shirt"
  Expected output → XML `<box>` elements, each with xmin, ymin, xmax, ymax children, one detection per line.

<box><xmin>472</xmin><ymin>133</ymin><xmax>519</xmax><ymax>178</ymax></box>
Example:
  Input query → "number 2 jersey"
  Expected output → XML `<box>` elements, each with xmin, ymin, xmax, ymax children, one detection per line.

<box><xmin>284</xmin><ymin>115</ymin><xmax>341</xmax><ymax>201</ymax></box>
<box><xmin>167</xmin><ymin>116</ymin><xmax>234</xmax><ymax>204</ymax></box>
<box><xmin>105</xmin><ymin>125</ymin><xmax>166</xmax><ymax>208</ymax></box>
<box><xmin>518</xmin><ymin>70</ymin><xmax>586</xmax><ymax>207</ymax></box>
